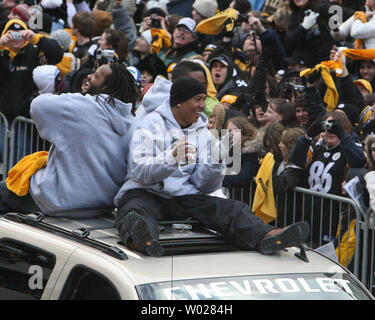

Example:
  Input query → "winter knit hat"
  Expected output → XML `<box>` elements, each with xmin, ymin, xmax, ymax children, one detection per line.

<box><xmin>193</xmin><ymin>0</ymin><xmax>218</xmax><ymax>18</ymax></box>
<box><xmin>11</xmin><ymin>4</ymin><xmax>32</xmax><ymax>23</ymax></box>
<box><xmin>50</xmin><ymin>29</ymin><xmax>72</xmax><ymax>52</ymax></box>
<box><xmin>170</xmin><ymin>77</ymin><xmax>206</xmax><ymax>107</ymax></box>
<box><xmin>32</xmin><ymin>65</ymin><xmax>60</xmax><ymax>94</ymax></box>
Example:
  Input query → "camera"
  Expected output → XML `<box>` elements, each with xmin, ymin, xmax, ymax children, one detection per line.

<box><xmin>11</xmin><ymin>32</ymin><xmax>22</xmax><ymax>41</ymax></box>
<box><xmin>322</xmin><ymin>120</ymin><xmax>333</xmax><ymax>130</ymax></box>
<box><xmin>96</xmin><ymin>49</ymin><xmax>115</xmax><ymax>62</ymax></box>
<box><xmin>150</xmin><ymin>17</ymin><xmax>161</xmax><ymax>29</ymax></box>
<box><xmin>238</xmin><ymin>13</ymin><xmax>248</xmax><ymax>24</ymax></box>
<box><xmin>279</xmin><ymin>82</ymin><xmax>305</xmax><ymax>98</ymax></box>
<box><xmin>288</xmin><ymin>83</ymin><xmax>305</xmax><ymax>94</ymax></box>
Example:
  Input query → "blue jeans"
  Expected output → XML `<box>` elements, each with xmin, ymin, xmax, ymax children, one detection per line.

<box><xmin>0</xmin><ymin>181</ymin><xmax>40</xmax><ymax>214</ymax></box>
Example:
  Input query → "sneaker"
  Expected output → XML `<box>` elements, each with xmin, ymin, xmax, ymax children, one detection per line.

<box><xmin>125</xmin><ymin>211</ymin><xmax>164</xmax><ymax>257</ymax></box>
<box><xmin>257</xmin><ymin>221</ymin><xmax>310</xmax><ymax>255</ymax></box>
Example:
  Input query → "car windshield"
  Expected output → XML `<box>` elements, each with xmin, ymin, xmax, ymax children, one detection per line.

<box><xmin>136</xmin><ymin>273</ymin><xmax>371</xmax><ymax>300</ymax></box>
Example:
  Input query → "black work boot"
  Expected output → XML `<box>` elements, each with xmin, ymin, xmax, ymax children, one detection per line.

<box><xmin>257</xmin><ymin>221</ymin><xmax>310</xmax><ymax>255</ymax></box>
<box><xmin>125</xmin><ymin>211</ymin><xmax>164</xmax><ymax>257</ymax></box>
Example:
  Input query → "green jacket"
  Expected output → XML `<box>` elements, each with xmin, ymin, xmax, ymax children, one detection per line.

<box><xmin>157</xmin><ymin>41</ymin><xmax>200</xmax><ymax>67</ymax></box>
<box><xmin>204</xmin><ymin>96</ymin><xmax>218</xmax><ymax>118</ymax></box>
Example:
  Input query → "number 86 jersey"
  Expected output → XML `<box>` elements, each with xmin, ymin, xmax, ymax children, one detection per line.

<box><xmin>291</xmin><ymin>134</ymin><xmax>366</xmax><ymax>197</ymax></box>
<box><xmin>306</xmin><ymin>143</ymin><xmax>347</xmax><ymax>195</ymax></box>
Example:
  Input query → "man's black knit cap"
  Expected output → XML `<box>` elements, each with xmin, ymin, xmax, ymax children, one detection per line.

<box><xmin>170</xmin><ymin>77</ymin><xmax>206</xmax><ymax>107</ymax></box>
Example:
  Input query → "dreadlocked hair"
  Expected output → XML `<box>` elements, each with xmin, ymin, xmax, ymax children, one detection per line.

<box><xmin>100</xmin><ymin>62</ymin><xmax>138</xmax><ymax>116</ymax></box>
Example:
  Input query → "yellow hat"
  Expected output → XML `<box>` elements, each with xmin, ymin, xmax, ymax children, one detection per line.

<box><xmin>354</xmin><ymin>79</ymin><xmax>373</xmax><ymax>94</ymax></box>
<box><xmin>196</xmin><ymin>8</ymin><xmax>238</xmax><ymax>35</ymax></box>
<box><xmin>220</xmin><ymin>94</ymin><xmax>237</xmax><ymax>104</ymax></box>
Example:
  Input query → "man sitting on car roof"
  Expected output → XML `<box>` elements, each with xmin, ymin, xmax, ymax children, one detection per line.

<box><xmin>114</xmin><ymin>76</ymin><xmax>310</xmax><ymax>257</ymax></box>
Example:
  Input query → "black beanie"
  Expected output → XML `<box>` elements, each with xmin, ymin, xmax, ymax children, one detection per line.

<box><xmin>170</xmin><ymin>77</ymin><xmax>206</xmax><ymax>107</ymax></box>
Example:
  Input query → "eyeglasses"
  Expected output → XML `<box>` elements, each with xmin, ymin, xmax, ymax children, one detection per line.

<box><xmin>176</xmin><ymin>26</ymin><xmax>192</xmax><ymax>34</ymax></box>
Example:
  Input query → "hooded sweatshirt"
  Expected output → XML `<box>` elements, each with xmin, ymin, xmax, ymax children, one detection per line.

<box><xmin>32</xmin><ymin>65</ymin><xmax>60</xmax><ymax>94</ymax></box>
<box><xmin>29</xmin><ymin>93</ymin><xmax>134</xmax><ymax>215</ymax></box>
<box><xmin>136</xmin><ymin>75</ymin><xmax>218</xmax><ymax>119</ymax></box>
<box><xmin>114</xmin><ymin>99</ymin><xmax>226</xmax><ymax>205</ymax></box>
<box><xmin>211</xmin><ymin>54</ymin><xmax>250</xmax><ymax>101</ymax></box>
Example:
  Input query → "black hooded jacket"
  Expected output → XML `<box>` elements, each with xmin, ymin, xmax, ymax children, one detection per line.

<box><xmin>284</xmin><ymin>5</ymin><xmax>334</xmax><ymax>65</ymax></box>
<box><xmin>211</xmin><ymin>53</ymin><xmax>251</xmax><ymax>100</ymax></box>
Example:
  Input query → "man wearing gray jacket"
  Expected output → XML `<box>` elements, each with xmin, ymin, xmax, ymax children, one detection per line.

<box><xmin>0</xmin><ymin>63</ymin><xmax>137</xmax><ymax>217</ymax></box>
<box><xmin>114</xmin><ymin>77</ymin><xmax>310</xmax><ymax>257</ymax></box>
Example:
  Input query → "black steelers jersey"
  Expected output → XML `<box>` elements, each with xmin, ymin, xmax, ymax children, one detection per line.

<box><xmin>305</xmin><ymin>142</ymin><xmax>348</xmax><ymax>196</ymax></box>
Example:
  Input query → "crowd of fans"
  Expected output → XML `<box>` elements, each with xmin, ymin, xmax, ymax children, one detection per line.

<box><xmin>2</xmin><ymin>0</ymin><xmax>375</xmax><ymax>251</ymax></box>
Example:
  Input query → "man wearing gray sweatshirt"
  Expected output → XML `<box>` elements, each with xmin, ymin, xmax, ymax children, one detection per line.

<box><xmin>0</xmin><ymin>63</ymin><xmax>137</xmax><ymax>217</ymax></box>
<box><xmin>114</xmin><ymin>77</ymin><xmax>310</xmax><ymax>257</ymax></box>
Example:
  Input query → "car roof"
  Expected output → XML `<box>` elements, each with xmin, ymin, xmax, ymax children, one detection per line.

<box><xmin>1</xmin><ymin>211</ymin><xmax>350</xmax><ymax>285</ymax></box>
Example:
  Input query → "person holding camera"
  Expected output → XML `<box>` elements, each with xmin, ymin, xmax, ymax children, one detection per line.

<box><xmin>138</xmin><ymin>7</ymin><xmax>169</xmax><ymax>34</ymax></box>
<box><xmin>83</xmin><ymin>28</ymin><xmax>129</xmax><ymax>70</ymax></box>
<box><xmin>0</xmin><ymin>19</ymin><xmax>63</xmax><ymax>123</ymax></box>
<box><xmin>284</xmin><ymin>0</ymin><xmax>334</xmax><ymax>65</ymax></box>
<box><xmin>0</xmin><ymin>18</ymin><xmax>63</xmax><ymax>166</ymax></box>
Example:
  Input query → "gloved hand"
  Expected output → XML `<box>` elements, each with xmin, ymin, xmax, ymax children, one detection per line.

<box><xmin>306</xmin><ymin>119</ymin><xmax>324</xmax><ymax>138</ymax></box>
<box><xmin>306</xmin><ymin>69</ymin><xmax>321</xmax><ymax>84</ymax></box>
<box><xmin>326</xmin><ymin>119</ymin><xmax>345</xmax><ymax>137</ymax></box>
<box><xmin>302</xmin><ymin>11</ymin><xmax>320</xmax><ymax>30</ymax></box>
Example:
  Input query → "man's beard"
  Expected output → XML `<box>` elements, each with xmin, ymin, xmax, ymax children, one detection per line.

<box><xmin>85</xmin><ymin>83</ymin><xmax>105</xmax><ymax>96</ymax></box>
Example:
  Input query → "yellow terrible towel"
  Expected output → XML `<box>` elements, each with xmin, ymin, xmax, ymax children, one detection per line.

<box><xmin>150</xmin><ymin>28</ymin><xmax>172</xmax><ymax>54</ymax></box>
<box><xmin>342</xmin><ymin>48</ymin><xmax>375</xmax><ymax>60</ymax></box>
<box><xmin>252</xmin><ymin>152</ymin><xmax>277</xmax><ymax>224</ymax></box>
<box><xmin>300</xmin><ymin>64</ymin><xmax>339</xmax><ymax>111</ymax></box>
<box><xmin>353</xmin><ymin>11</ymin><xmax>367</xmax><ymax>49</ymax></box>
<box><xmin>6</xmin><ymin>151</ymin><xmax>48</xmax><ymax>196</ymax></box>
<box><xmin>321</xmin><ymin>60</ymin><xmax>344</xmax><ymax>77</ymax></box>
<box><xmin>196</xmin><ymin>8</ymin><xmax>238</xmax><ymax>35</ymax></box>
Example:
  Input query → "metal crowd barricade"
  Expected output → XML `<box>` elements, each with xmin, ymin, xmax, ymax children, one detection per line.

<box><xmin>361</xmin><ymin>208</ymin><xmax>375</xmax><ymax>293</ymax></box>
<box><xmin>0</xmin><ymin>112</ymin><xmax>9</xmax><ymax>180</ymax></box>
<box><xmin>8</xmin><ymin>116</ymin><xmax>50</xmax><ymax>171</ymax></box>
<box><xmin>225</xmin><ymin>184</ymin><xmax>367</xmax><ymax>290</ymax></box>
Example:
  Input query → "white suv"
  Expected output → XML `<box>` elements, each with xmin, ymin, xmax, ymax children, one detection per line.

<box><xmin>0</xmin><ymin>211</ymin><xmax>373</xmax><ymax>300</ymax></box>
